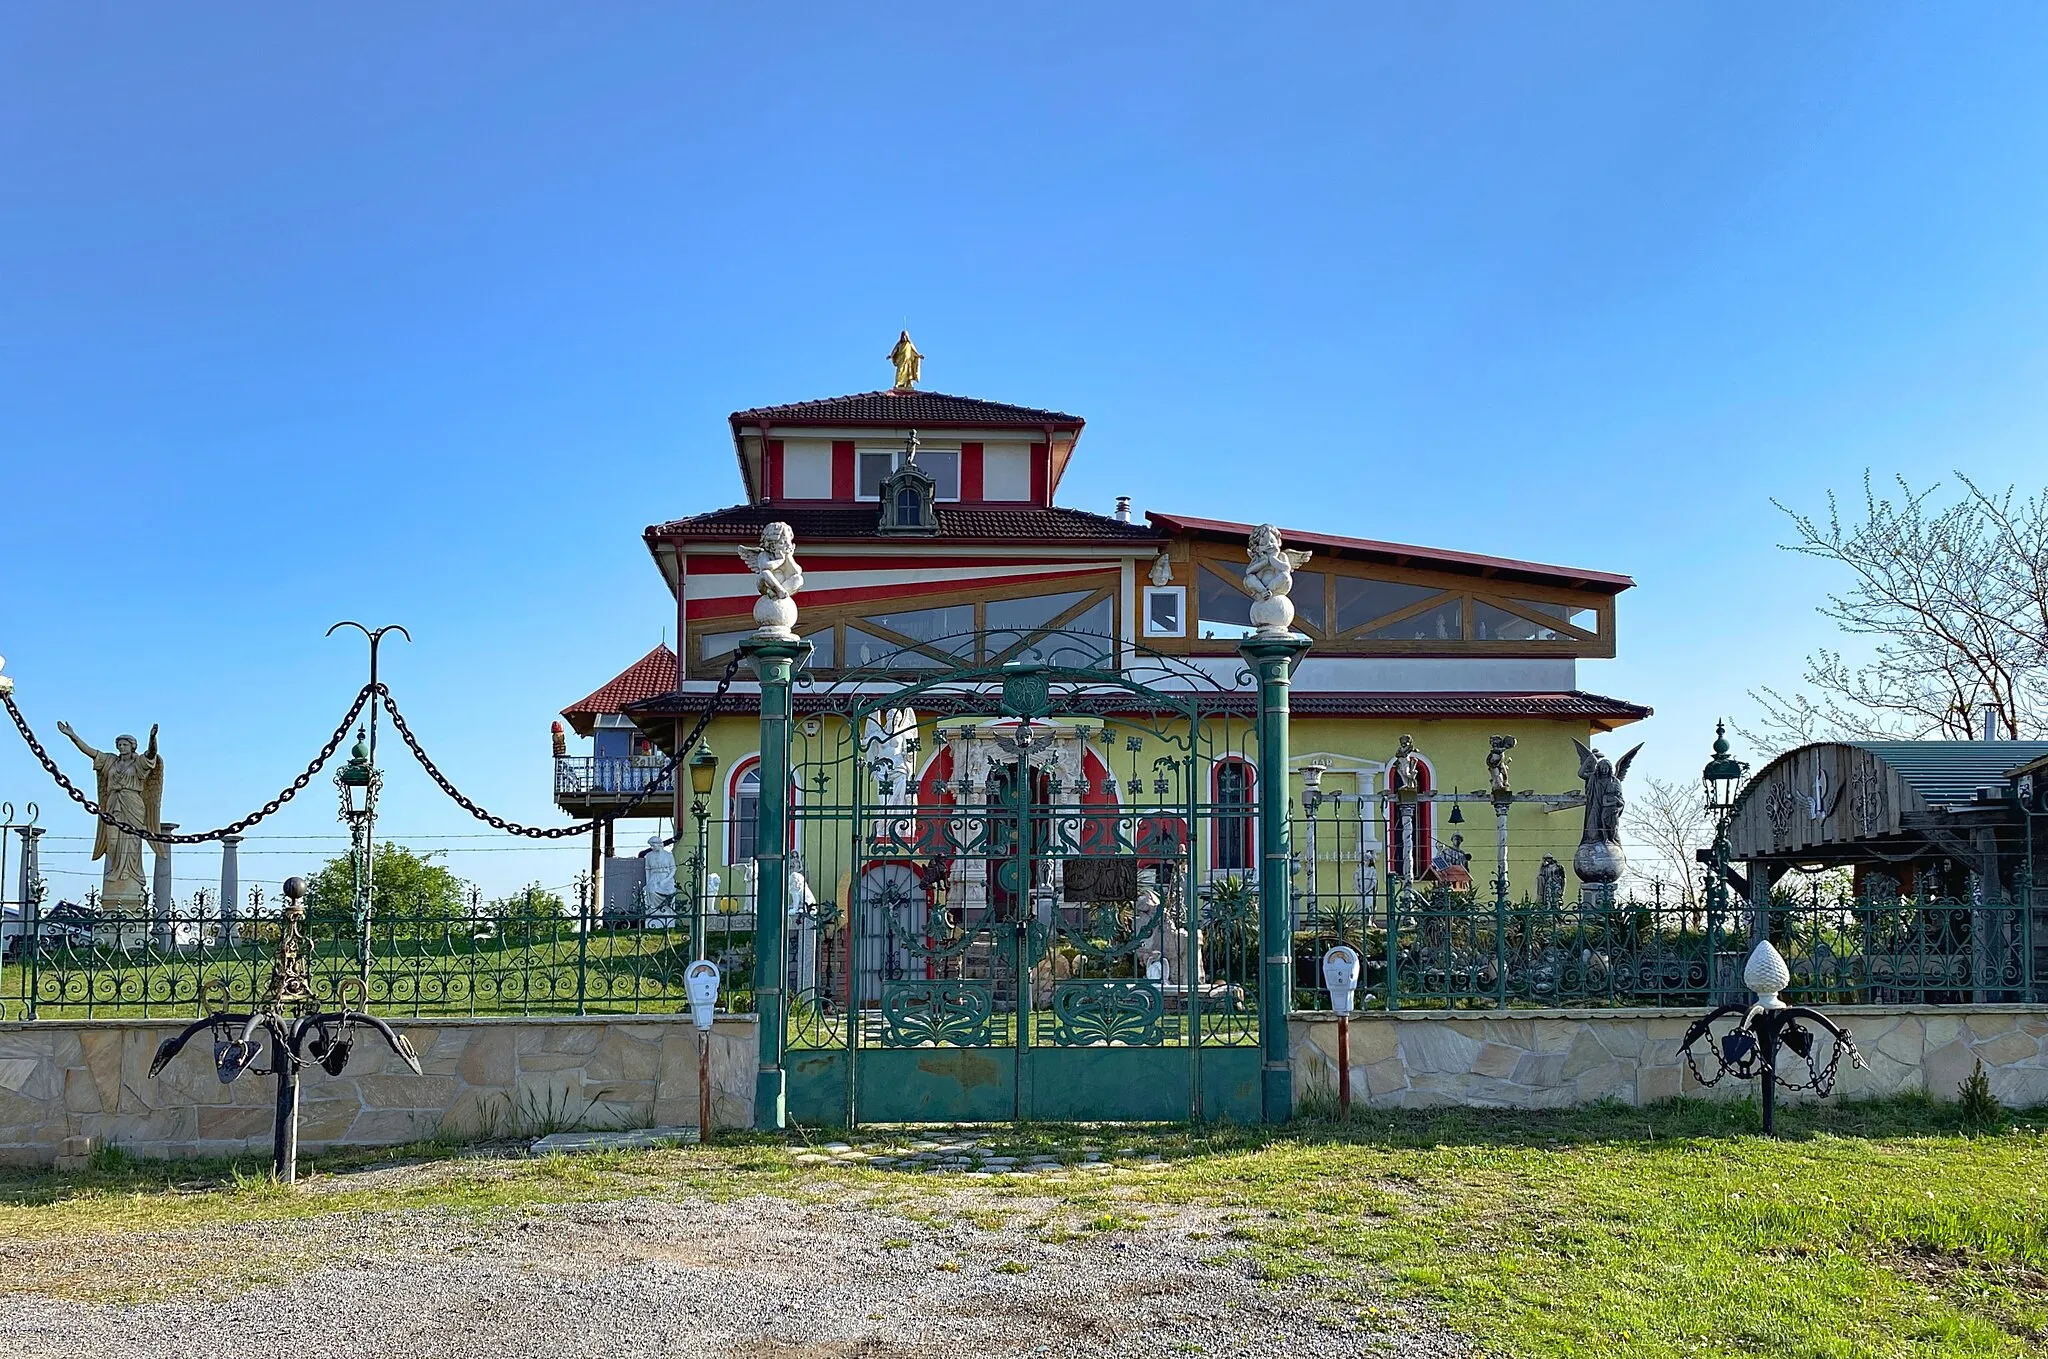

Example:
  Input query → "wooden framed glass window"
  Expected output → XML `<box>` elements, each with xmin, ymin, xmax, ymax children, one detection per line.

<box><xmin>1184</xmin><ymin>545</ymin><xmax>1614</xmax><ymax>657</ymax></box>
<box><xmin>689</xmin><ymin>571</ymin><xmax>1121</xmax><ymax>677</ymax></box>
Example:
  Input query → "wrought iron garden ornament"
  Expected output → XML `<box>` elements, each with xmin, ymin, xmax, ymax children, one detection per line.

<box><xmin>1678</xmin><ymin>939</ymin><xmax>1865</xmax><ymax>1136</ymax></box>
<box><xmin>147</xmin><ymin>876</ymin><xmax>421</xmax><ymax>1183</ymax></box>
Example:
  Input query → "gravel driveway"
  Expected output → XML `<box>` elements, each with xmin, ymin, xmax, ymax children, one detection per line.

<box><xmin>0</xmin><ymin>1188</ymin><xmax>1463</xmax><ymax>1358</ymax></box>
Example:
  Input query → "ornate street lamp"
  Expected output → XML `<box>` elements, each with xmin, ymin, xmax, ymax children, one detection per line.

<box><xmin>334</xmin><ymin>728</ymin><xmax>380</xmax><ymax>985</ymax></box>
<box><xmin>1700</xmin><ymin>721</ymin><xmax>1750</xmax><ymax>956</ymax></box>
<box><xmin>688</xmin><ymin>746</ymin><xmax>718</xmax><ymax>960</ymax></box>
<box><xmin>1701</xmin><ymin>721</ymin><xmax>1748</xmax><ymax>818</ymax></box>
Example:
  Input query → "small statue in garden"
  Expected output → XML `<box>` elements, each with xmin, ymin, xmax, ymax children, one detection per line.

<box><xmin>1487</xmin><ymin>734</ymin><xmax>1516</xmax><ymax>798</ymax></box>
<box><xmin>1571</xmin><ymin>739</ymin><xmax>1641</xmax><ymax>887</ymax></box>
<box><xmin>1537</xmin><ymin>854</ymin><xmax>1567</xmax><ymax>908</ymax></box>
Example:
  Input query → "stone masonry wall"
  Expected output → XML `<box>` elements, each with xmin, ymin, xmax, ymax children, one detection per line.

<box><xmin>1289</xmin><ymin>1006</ymin><xmax>2048</xmax><ymax>1110</ymax></box>
<box><xmin>0</xmin><ymin>1015</ymin><xmax>759</xmax><ymax>1166</ymax></box>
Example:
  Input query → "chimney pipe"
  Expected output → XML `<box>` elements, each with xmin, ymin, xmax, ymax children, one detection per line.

<box><xmin>1982</xmin><ymin>704</ymin><xmax>2000</xmax><ymax>741</ymax></box>
<box><xmin>1114</xmin><ymin>495</ymin><xmax>1132</xmax><ymax>523</ymax></box>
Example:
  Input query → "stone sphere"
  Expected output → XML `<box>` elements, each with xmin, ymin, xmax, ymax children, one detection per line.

<box><xmin>1572</xmin><ymin>840</ymin><xmax>1626</xmax><ymax>886</ymax></box>
<box><xmin>753</xmin><ymin>594</ymin><xmax>799</xmax><ymax>638</ymax></box>
<box><xmin>282</xmin><ymin>875</ymin><xmax>309</xmax><ymax>901</ymax></box>
<box><xmin>1248</xmin><ymin>595</ymin><xmax>1295</xmax><ymax>635</ymax></box>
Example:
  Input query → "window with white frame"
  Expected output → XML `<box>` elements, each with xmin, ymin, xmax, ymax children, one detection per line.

<box><xmin>858</xmin><ymin>448</ymin><xmax>960</xmax><ymax>501</ymax></box>
<box><xmin>1143</xmin><ymin>586</ymin><xmax>1186</xmax><ymax>637</ymax></box>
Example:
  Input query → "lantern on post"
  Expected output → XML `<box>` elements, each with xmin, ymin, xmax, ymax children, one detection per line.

<box><xmin>687</xmin><ymin>747</ymin><xmax>718</xmax><ymax>958</ymax></box>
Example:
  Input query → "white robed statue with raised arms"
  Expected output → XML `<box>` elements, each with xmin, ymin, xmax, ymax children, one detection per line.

<box><xmin>56</xmin><ymin>721</ymin><xmax>163</xmax><ymax>911</ymax></box>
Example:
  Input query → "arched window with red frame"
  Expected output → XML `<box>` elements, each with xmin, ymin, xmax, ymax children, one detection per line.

<box><xmin>1211</xmin><ymin>758</ymin><xmax>1256</xmax><ymax>873</ymax></box>
<box><xmin>1385</xmin><ymin>757</ymin><xmax>1435</xmax><ymax>879</ymax></box>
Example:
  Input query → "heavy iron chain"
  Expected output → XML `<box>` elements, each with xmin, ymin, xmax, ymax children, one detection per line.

<box><xmin>0</xmin><ymin>686</ymin><xmax>374</xmax><ymax>845</ymax></box>
<box><xmin>1774</xmin><ymin>1027</ymin><xmax>1863</xmax><ymax>1095</ymax></box>
<box><xmin>376</xmin><ymin>650</ymin><xmax>745</xmax><ymax>838</ymax></box>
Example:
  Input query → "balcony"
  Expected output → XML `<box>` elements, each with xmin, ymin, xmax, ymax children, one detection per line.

<box><xmin>553</xmin><ymin>756</ymin><xmax>674</xmax><ymax>818</ymax></box>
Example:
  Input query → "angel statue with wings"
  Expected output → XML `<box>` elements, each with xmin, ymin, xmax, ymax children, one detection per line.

<box><xmin>1571</xmin><ymin>738</ymin><xmax>1642</xmax><ymax>888</ymax></box>
<box><xmin>56</xmin><ymin>720</ymin><xmax>163</xmax><ymax>911</ymax></box>
<box><xmin>1244</xmin><ymin>524</ymin><xmax>1313</xmax><ymax>638</ymax></box>
<box><xmin>737</xmin><ymin>521</ymin><xmax>804</xmax><ymax>639</ymax></box>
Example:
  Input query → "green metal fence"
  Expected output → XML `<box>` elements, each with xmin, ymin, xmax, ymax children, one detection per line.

<box><xmin>0</xmin><ymin>899</ymin><xmax>751</xmax><ymax>1020</ymax></box>
<box><xmin>1287</xmin><ymin>814</ymin><xmax>2043</xmax><ymax>1010</ymax></box>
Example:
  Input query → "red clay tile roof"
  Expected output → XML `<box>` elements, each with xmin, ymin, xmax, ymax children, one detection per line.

<box><xmin>644</xmin><ymin>502</ymin><xmax>1161</xmax><ymax>544</ymax></box>
<box><xmin>1147</xmin><ymin>512</ymin><xmax>1636</xmax><ymax>594</ymax></box>
<box><xmin>628</xmin><ymin>688</ymin><xmax>1650</xmax><ymax>731</ymax></box>
<box><xmin>730</xmin><ymin>390</ymin><xmax>1081</xmax><ymax>428</ymax></box>
<box><xmin>560</xmin><ymin>645</ymin><xmax>676</xmax><ymax>736</ymax></box>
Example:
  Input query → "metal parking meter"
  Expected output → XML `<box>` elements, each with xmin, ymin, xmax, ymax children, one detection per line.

<box><xmin>1322</xmin><ymin>944</ymin><xmax>1363</xmax><ymax>1116</ymax></box>
<box><xmin>685</xmin><ymin>959</ymin><xmax>720</xmax><ymax>1140</ymax></box>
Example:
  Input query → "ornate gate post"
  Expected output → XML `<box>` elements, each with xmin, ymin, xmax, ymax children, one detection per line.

<box><xmin>1238</xmin><ymin>524</ymin><xmax>1312</xmax><ymax>1124</ymax></box>
<box><xmin>737</xmin><ymin>522</ymin><xmax>807</xmax><ymax>1132</ymax></box>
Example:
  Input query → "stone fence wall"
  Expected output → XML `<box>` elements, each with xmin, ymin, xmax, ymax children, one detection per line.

<box><xmin>1288</xmin><ymin>1006</ymin><xmax>2048</xmax><ymax>1110</ymax></box>
<box><xmin>5</xmin><ymin>1005</ymin><xmax>2043</xmax><ymax>1164</ymax></box>
<box><xmin>0</xmin><ymin>1015</ymin><xmax>759</xmax><ymax>1167</ymax></box>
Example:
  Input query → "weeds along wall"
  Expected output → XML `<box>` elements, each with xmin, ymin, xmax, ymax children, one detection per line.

<box><xmin>0</xmin><ymin>1015</ymin><xmax>757</xmax><ymax>1166</ymax></box>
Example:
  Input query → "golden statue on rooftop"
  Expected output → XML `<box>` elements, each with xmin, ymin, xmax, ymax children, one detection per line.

<box><xmin>888</xmin><ymin>330</ymin><xmax>922</xmax><ymax>390</ymax></box>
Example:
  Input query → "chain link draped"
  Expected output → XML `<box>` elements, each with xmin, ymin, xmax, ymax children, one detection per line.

<box><xmin>2</xmin><ymin>649</ymin><xmax>743</xmax><ymax>845</ymax></box>
<box><xmin>0</xmin><ymin>686</ymin><xmax>373</xmax><ymax>845</ymax></box>
<box><xmin>375</xmin><ymin>650</ymin><xmax>745</xmax><ymax>838</ymax></box>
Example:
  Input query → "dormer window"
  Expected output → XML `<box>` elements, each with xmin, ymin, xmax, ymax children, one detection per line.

<box><xmin>859</xmin><ymin>446</ymin><xmax>959</xmax><ymax>500</ymax></box>
<box><xmin>877</xmin><ymin>430</ymin><xmax>941</xmax><ymax>535</ymax></box>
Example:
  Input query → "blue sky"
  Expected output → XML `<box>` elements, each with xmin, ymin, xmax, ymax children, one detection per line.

<box><xmin>4</xmin><ymin>4</ymin><xmax>2047</xmax><ymax>904</ymax></box>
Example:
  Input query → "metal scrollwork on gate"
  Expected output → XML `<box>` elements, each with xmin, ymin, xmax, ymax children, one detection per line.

<box><xmin>1046</xmin><ymin>979</ymin><xmax>1164</xmax><ymax>1046</ymax></box>
<box><xmin>881</xmin><ymin>980</ymin><xmax>994</xmax><ymax>1047</ymax></box>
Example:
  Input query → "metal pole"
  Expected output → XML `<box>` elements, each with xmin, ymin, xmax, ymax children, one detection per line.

<box><xmin>1239</xmin><ymin>631</ymin><xmax>1309</xmax><ymax>1124</ymax></box>
<box><xmin>1336</xmin><ymin>1013</ymin><xmax>1351</xmax><ymax>1117</ymax></box>
<box><xmin>273</xmin><ymin>1044</ymin><xmax>301</xmax><ymax>1183</ymax></box>
<box><xmin>698</xmin><ymin>1027</ymin><xmax>712</xmax><ymax>1143</ymax></box>
<box><xmin>694</xmin><ymin>803</ymin><xmax>711</xmax><ymax>960</ymax></box>
<box><xmin>742</xmin><ymin>635</ymin><xmax>807</xmax><ymax>1131</ymax></box>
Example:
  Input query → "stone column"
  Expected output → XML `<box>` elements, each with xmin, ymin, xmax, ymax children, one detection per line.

<box><xmin>742</xmin><ymin>634</ymin><xmax>809</xmax><ymax>1131</ymax></box>
<box><xmin>151</xmin><ymin>825</ymin><xmax>178</xmax><ymax>950</ymax></box>
<box><xmin>1239</xmin><ymin>631</ymin><xmax>1310</xmax><ymax>1124</ymax></box>
<box><xmin>219</xmin><ymin>833</ymin><xmax>242</xmax><ymax>947</ymax></box>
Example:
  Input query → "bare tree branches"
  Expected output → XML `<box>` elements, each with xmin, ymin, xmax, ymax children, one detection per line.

<box><xmin>1622</xmin><ymin>776</ymin><xmax>1708</xmax><ymax>913</ymax></box>
<box><xmin>1746</xmin><ymin>473</ymin><xmax>2048</xmax><ymax>755</ymax></box>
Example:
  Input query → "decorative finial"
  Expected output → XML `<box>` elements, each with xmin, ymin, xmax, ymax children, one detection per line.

<box><xmin>1743</xmin><ymin>939</ymin><xmax>1792</xmax><ymax>1009</ymax></box>
<box><xmin>1713</xmin><ymin>720</ymin><xmax>1731</xmax><ymax>760</ymax></box>
<box><xmin>889</xmin><ymin>330</ymin><xmax>922</xmax><ymax>390</ymax></box>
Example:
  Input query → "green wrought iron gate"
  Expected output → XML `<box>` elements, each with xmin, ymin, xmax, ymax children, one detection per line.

<box><xmin>772</xmin><ymin>644</ymin><xmax>1271</xmax><ymax>1126</ymax></box>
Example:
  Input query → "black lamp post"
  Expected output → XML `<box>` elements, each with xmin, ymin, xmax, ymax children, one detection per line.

<box><xmin>688</xmin><ymin>746</ymin><xmax>718</xmax><ymax>958</ymax></box>
<box><xmin>335</xmin><ymin>729</ymin><xmax>379</xmax><ymax>986</ymax></box>
<box><xmin>1700</xmin><ymin>721</ymin><xmax>1748</xmax><ymax>945</ymax></box>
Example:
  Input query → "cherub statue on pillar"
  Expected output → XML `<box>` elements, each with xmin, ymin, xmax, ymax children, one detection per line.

<box><xmin>736</xmin><ymin>522</ymin><xmax>804</xmax><ymax>640</ymax></box>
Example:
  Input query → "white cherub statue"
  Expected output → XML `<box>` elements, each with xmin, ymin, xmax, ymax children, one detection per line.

<box><xmin>736</xmin><ymin>522</ymin><xmax>804</xmax><ymax>639</ymax></box>
<box><xmin>1244</xmin><ymin>524</ymin><xmax>1312</xmax><ymax>638</ymax></box>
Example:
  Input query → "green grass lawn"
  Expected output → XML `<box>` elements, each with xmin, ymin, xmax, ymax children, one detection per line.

<box><xmin>1</xmin><ymin>1096</ymin><xmax>2042</xmax><ymax>1357</ymax></box>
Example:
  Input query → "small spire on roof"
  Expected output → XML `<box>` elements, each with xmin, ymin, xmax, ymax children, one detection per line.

<box><xmin>889</xmin><ymin>330</ymin><xmax>922</xmax><ymax>390</ymax></box>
